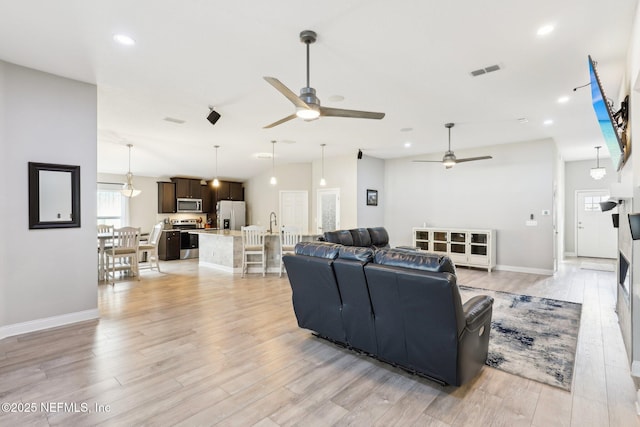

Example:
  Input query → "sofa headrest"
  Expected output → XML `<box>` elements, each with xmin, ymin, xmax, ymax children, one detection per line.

<box><xmin>294</xmin><ymin>241</ymin><xmax>341</xmax><ymax>259</ymax></box>
<box><xmin>323</xmin><ymin>230</ymin><xmax>354</xmax><ymax>246</ymax></box>
<box><xmin>367</xmin><ymin>227</ymin><xmax>389</xmax><ymax>248</ymax></box>
<box><xmin>349</xmin><ymin>228</ymin><xmax>372</xmax><ymax>247</ymax></box>
<box><xmin>374</xmin><ymin>249</ymin><xmax>456</xmax><ymax>274</ymax></box>
<box><xmin>338</xmin><ymin>246</ymin><xmax>375</xmax><ymax>263</ymax></box>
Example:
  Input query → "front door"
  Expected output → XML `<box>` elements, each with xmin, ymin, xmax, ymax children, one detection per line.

<box><xmin>576</xmin><ymin>190</ymin><xmax>616</xmax><ymax>258</ymax></box>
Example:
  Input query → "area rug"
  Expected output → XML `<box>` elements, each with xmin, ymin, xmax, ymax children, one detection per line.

<box><xmin>580</xmin><ymin>261</ymin><xmax>615</xmax><ymax>272</ymax></box>
<box><xmin>459</xmin><ymin>286</ymin><xmax>581</xmax><ymax>391</ymax></box>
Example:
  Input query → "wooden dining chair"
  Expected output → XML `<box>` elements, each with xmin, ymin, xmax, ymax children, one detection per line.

<box><xmin>280</xmin><ymin>225</ymin><xmax>301</xmax><ymax>277</ymax></box>
<box><xmin>241</xmin><ymin>225</ymin><xmax>266</xmax><ymax>277</ymax></box>
<box><xmin>105</xmin><ymin>226</ymin><xmax>140</xmax><ymax>285</ymax></box>
<box><xmin>97</xmin><ymin>224</ymin><xmax>114</xmax><ymax>281</ymax></box>
<box><xmin>138</xmin><ymin>222</ymin><xmax>163</xmax><ymax>273</ymax></box>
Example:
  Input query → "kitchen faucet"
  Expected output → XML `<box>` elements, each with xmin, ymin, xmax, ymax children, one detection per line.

<box><xmin>269</xmin><ymin>212</ymin><xmax>277</xmax><ymax>234</ymax></box>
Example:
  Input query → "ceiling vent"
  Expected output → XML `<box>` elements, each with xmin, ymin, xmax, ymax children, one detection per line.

<box><xmin>164</xmin><ymin>117</ymin><xmax>185</xmax><ymax>124</ymax></box>
<box><xmin>470</xmin><ymin>64</ymin><xmax>501</xmax><ymax>77</ymax></box>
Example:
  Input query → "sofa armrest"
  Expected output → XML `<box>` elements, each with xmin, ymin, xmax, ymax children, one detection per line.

<box><xmin>462</xmin><ymin>295</ymin><xmax>493</xmax><ymax>332</ymax></box>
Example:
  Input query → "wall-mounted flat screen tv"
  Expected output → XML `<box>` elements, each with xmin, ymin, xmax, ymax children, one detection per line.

<box><xmin>628</xmin><ymin>213</ymin><xmax>640</xmax><ymax>240</ymax></box>
<box><xmin>588</xmin><ymin>55</ymin><xmax>625</xmax><ymax>170</ymax></box>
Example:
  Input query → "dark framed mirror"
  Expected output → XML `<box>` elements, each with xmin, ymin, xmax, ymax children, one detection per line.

<box><xmin>29</xmin><ymin>162</ymin><xmax>81</xmax><ymax>229</ymax></box>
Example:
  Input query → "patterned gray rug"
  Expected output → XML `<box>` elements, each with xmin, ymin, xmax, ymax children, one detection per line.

<box><xmin>459</xmin><ymin>286</ymin><xmax>581</xmax><ymax>391</ymax></box>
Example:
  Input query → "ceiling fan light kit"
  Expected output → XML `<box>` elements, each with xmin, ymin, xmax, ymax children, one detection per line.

<box><xmin>590</xmin><ymin>145</ymin><xmax>607</xmax><ymax>180</ymax></box>
<box><xmin>263</xmin><ymin>30</ymin><xmax>385</xmax><ymax>128</ymax></box>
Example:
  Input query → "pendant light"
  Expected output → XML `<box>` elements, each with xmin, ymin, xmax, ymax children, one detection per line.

<box><xmin>120</xmin><ymin>144</ymin><xmax>141</xmax><ymax>198</ymax></box>
<box><xmin>270</xmin><ymin>140</ymin><xmax>277</xmax><ymax>185</ymax></box>
<box><xmin>590</xmin><ymin>146</ymin><xmax>606</xmax><ymax>180</ymax></box>
<box><xmin>212</xmin><ymin>145</ymin><xmax>220</xmax><ymax>187</ymax></box>
<box><xmin>319</xmin><ymin>143</ymin><xmax>327</xmax><ymax>186</ymax></box>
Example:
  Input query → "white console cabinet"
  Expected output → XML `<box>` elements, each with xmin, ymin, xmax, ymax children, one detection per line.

<box><xmin>412</xmin><ymin>227</ymin><xmax>496</xmax><ymax>272</ymax></box>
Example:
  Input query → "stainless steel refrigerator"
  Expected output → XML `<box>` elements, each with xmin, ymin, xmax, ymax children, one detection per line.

<box><xmin>216</xmin><ymin>200</ymin><xmax>246</xmax><ymax>230</ymax></box>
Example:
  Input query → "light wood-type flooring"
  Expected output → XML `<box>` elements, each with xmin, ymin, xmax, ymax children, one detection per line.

<box><xmin>0</xmin><ymin>257</ymin><xmax>638</xmax><ymax>426</ymax></box>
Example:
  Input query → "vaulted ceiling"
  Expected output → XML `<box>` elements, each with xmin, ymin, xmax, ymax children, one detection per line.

<box><xmin>0</xmin><ymin>1</ymin><xmax>637</xmax><ymax>180</ymax></box>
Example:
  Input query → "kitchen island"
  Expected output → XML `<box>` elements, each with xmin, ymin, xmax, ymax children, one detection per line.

<box><xmin>192</xmin><ymin>229</ymin><xmax>319</xmax><ymax>274</ymax></box>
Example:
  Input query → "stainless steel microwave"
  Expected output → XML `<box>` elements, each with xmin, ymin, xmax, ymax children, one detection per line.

<box><xmin>176</xmin><ymin>198</ymin><xmax>202</xmax><ymax>213</ymax></box>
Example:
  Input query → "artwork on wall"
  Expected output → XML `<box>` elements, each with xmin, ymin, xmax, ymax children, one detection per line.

<box><xmin>366</xmin><ymin>189</ymin><xmax>378</xmax><ymax>206</ymax></box>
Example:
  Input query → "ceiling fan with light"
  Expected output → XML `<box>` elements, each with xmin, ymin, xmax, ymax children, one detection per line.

<box><xmin>413</xmin><ymin>123</ymin><xmax>492</xmax><ymax>169</ymax></box>
<box><xmin>263</xmin><ymin>30</ymin><xmax>385</xmax><ymax>128</ymax></box>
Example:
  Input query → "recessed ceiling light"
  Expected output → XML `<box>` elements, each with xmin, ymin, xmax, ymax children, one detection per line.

<box><xmin>536</xmin><ymin>24</ymin><xmax>554</xmax><ymax>36</ymax></box>
<box><xmin>404</xmin><ymin>142</ymin><xmax>412</xmax><ymax>148</ymax></box>
<box><xmin>557</xmin><ymin>96</ymin><xmax>570</xmax><ymax>103</ymax></box>
<box><xmin>543</xmin><ymin>119</ymin><xmax>554</xmax><ymax>126</ymax></box>
<box><xmin>113</xmin><ymin>34</ymin><xmax>135</xmax><ymax>46</ymax></box>
<box><xmin>400</xmin><ymin>127</ymin><xmax>413</xmax><ymax>132</ymax></box>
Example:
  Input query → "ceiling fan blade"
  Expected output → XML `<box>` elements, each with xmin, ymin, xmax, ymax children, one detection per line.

<box><xmin>412</xmin><ymin>160</ymin><xmax>444</xmax><ymax>163</ymax></box>
<box><xmin>454</xmin><ymin>156</ymin><xmax>493</xmax><ymax>164</ymax></box>
<box><xmin>263</xmin><ymin>77</ymin><xmax>311</xmax><ymax>111</ymax></box>
<box><xmin>320</xmin><ymin>107</ymin><xmax>385</xmax><ymax>120</ymax></box>
<box><xmin>263</xmin><ymin>113</ymin><xmax>298</xmax><ymax>129</ymax></box>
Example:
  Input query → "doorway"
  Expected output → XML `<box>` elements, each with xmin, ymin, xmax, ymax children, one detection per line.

<box><xmin>317</xmin><ymin>188</ymin><xmax>340</xmax><ymax>234</ymax></box>
<box><xmin>576</xmin><ymin>190</ymin><xmax>616</xmax><ymax>258</ymax></box>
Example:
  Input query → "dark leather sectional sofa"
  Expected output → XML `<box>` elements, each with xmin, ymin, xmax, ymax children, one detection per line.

<box><xmin>283</xmin><ymin>239</ymin><xmax>494</xmax><ymax>386</ymax></box>
<box><xmin>321</xmin><ymin>227</ymin><xmax>390</xmax><ymax>249</ymax></box>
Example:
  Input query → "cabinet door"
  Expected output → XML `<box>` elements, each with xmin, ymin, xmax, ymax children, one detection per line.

<box><xmin>216</xmin><ymin>181</ymin><xmax>231</xmax><ymax>200</ymax></box>
<box><xmin>159</xmin><ymin>231</ymin><xmax>180</xmax><ymax>260</ymax></box>
<box><xmin>157</xmin><ymin>182</ymin><xmax>176</xmax><ymax>213</ymax></box>
<box><xmin>229</xmin><ymin>182</ymin><xmax>244</xmax><ymax>200</ymax></box>
<box><xmin>189</xmin><ymin>180</ymin><xmax>201</xmax><ymax>198</ymax></box>
<box><xmin>201</xmin><ymin>184</ymin><xmax>212</xmax><ymax>213</ymax></box>
<box><xmin>173</xmin><ymin>178</ymin><xmax>191</xmax><ymax>198</ymax></box>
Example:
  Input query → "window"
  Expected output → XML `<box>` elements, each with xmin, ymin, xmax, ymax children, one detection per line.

<box><xmin>97</xmin><ymin>182</ymin><xmax>127</xmax><ymax>228</ymax></box>
<box><xmin>583</xmin><ymin>195</ymin><xmax>608</xmax><ymax>212</ymax></box>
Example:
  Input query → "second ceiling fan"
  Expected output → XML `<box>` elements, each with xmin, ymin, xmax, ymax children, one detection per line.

<box><xmin>263</xmin><ymin>30</ymin><xmax>385</xmax><ymax>129</ymax></box>
<box><xmin>413</xmin><ymin>123</ymin><xmax>492</xmax><ymax>169</ymax></box>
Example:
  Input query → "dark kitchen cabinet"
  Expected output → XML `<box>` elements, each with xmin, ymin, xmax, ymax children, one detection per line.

<box><xmin>158</xmin><ymin>230</ymin><xmax>180</xmax><ymax>260</ymax></box>
<box><xmin>172</xmin><ymin>177</ymin><xmax>202</xmax><ymax>199</ymax></box>
<box><xmin>201</xmin><ymin>184</ymin><xmax>213</xmax><ymax>213</ymax></box>
<box><xmin>216</xmin><ymin>180</ymin><xmax>244</xmax><ymax>201</ymax></box>
<box><xmin>157</xmin><ymin>182</ymin><xmax>176</xmax><ymax>213</ymax></box>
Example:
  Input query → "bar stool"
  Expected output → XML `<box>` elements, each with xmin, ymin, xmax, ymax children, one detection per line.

<box><xmin>241</xmin><ymin>225</ymin><xmax>266</xmax><ymax>277</ymax></box>
<box><xmin>280</xmin><ymin>225</ymin><xmax>301</xmax><ymax>277</ymax></box>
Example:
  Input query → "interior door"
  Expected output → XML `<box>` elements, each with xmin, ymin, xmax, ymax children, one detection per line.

<box><xmin>576</xmin><ymin>190</ymin><xmax>616</xmax><ymax>258</ymax></box>
<box><xmin>280</xmin><ymin>191</ymin><xmax>309</xmax><ymax>233</ymax></box>
<box><xmin>317</xmin><ymin>189</ymin><xmax>340</xmax><ymax>234</ymax></box>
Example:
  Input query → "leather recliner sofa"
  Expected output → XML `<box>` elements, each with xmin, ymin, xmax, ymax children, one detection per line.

<box><xmin>321</xmin><ymin>227</ymin><xmax>390</xmax><ymax>249</ymax></box>
<box><xmin>283</xmin><ymin>241</ymin><xmax>494</xmax><ymax>386</ymax></box>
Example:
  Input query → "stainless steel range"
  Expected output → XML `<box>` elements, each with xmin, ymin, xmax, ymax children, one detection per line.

<box><xmin>171</xmin><ymin>219</ymin><xmax>199</xmax><ymax>259</ymax></box>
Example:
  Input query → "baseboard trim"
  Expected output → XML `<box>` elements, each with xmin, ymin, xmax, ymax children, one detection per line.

<box><xmin>494</xmin><ymin>265</ymin><xmax>554</xmax><ymax>276</ymax></box>
<box><xmin>0</xmin><ymin>309</ymin><xmax>99</xmax><ymax>340</ymax></box>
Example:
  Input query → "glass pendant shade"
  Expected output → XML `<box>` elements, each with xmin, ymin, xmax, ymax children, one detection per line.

<box><xmin>590</xmin><ymin>146</ymin><xmax>606</xmax><ymax>180</ymax></box>
<box><xmin>212</xmin><ymin>178</ymin><xmax>220</xmax><ymax>187</ymax></box>
<box><xmin>120</xmin><ymin>144</ymin><xmax>141</xmax><ymax>198</ymax></box>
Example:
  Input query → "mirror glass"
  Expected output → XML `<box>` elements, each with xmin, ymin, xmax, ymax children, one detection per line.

<box><xmin>29</xmin><ymin>162</ymin><xmax>81</xmax><ymax>229</ymax></box>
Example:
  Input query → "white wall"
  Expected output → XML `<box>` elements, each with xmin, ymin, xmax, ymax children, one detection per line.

<box><xmin>244</xmin><ymin>162</ymin><xmax>311</xmax><ymax>230</ymax></box>
<box><xmin>563</xmin><ymin>159</ymin><xmax>618</xmax><ymax>255</ymax></box>
<box><xmin>384</xmin><ymin>139</ymin><xmax>557</xmax><ymax>273</ymax></box>
<box><xmin>0</xmin><ymin>61</ymin><xmax>98</xmax><ymax>337</ymax></box>
<box><xmin>357</xmin><ymin>155</ymin><xmax>385</xmax><ymax>227</ymax></box>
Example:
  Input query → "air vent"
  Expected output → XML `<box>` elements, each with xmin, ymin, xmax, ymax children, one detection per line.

<box><xmin>164</xmin><ymin>117</ymin><xmax>185</xmax><ymax>124</ymax></box>
<box><xmin>470</xmin><ymin>64</ymin><xmax>501</xmax><ymax>77</ymax></box>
